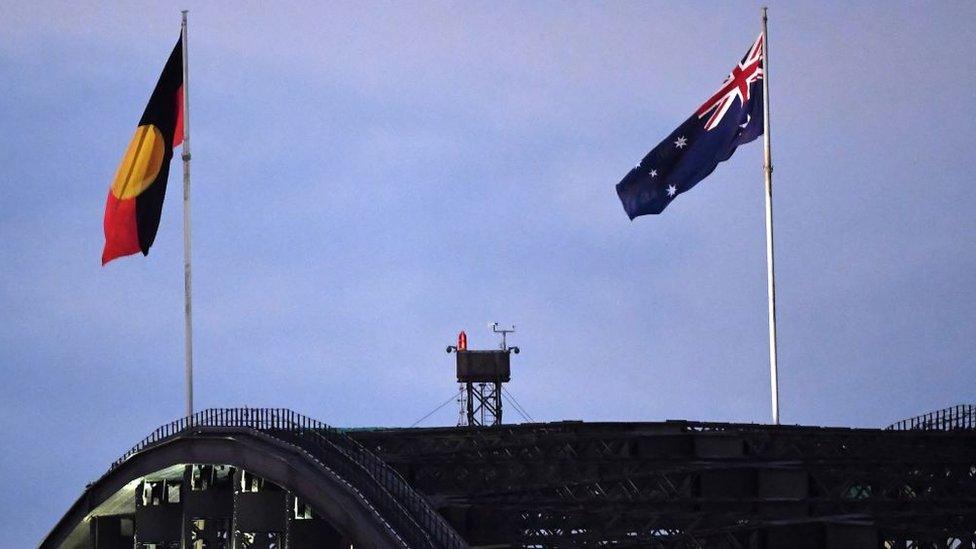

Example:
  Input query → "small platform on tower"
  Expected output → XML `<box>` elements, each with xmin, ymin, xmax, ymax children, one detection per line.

<box><xmin>455</xmin><ymin>350</ymin><xmax>511</xmax><ymax>383</ymax></box>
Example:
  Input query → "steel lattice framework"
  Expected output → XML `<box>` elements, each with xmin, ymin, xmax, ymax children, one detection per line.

<box><xmin>45</xmin><ymin>405</ymin><xmax>976</xmax><ymax>549</ymax></box>
<box><xmin>351</xmin><ymin>409</ymin><xmax>976</xmax><ymax>548</ymax></box>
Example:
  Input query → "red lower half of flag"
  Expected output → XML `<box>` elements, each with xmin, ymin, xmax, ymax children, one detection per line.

<box><xmin>102</xmin><ymin>193</ymin><xmax>140</xmax><ymax>265</ymax></box>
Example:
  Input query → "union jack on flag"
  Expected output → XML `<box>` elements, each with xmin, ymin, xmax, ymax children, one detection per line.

<box><xmin>616</xmin><ymin>33</ymin><xmax>766</xmax><ymax>219</ymax></box>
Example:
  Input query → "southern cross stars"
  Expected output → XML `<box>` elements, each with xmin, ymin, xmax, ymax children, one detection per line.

<box><xmin>666</xmin><ymin>184</ymin><xmax>677</xmax><ymax>197</ymax></box>
<box><xmin>649</xmin><ymin>169</ymin><xmax>658</xmax><ymax>178</ymax></box>
<box><xmin>674</xmin><ymin>136</ymin><xmax>688</xmax><ymax>149</ymax></box>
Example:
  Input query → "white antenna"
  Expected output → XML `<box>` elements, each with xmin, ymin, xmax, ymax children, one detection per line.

<box><xmin>490</xmin><ymin>322</ymin><xmax>516</xmax><ymax>351</ymax></box>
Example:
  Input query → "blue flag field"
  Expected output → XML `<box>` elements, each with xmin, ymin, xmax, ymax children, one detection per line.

<box><xmin>616</xmin><ymin>33</ymin><xmax>766</xmax><ymax>219</ymax></box>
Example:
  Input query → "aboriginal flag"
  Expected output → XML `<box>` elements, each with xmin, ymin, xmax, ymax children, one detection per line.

<box><xmin>102</xmin><ymin>36</ymin><xmax>184</xmax><ymax>265</ymax></box>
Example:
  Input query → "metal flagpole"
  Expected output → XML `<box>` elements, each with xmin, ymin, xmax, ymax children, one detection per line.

<box><xmin>761</xmin><ymin>7</ymin><xmax>780</xmax><ymax>425</ymax></box>
<box><xmin>181</xmin><ymin>10</ymin><xmax>194</xmax><ymax>419</ymax></box>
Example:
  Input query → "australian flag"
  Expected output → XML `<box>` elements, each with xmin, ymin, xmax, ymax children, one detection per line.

<box><xmin>616</xmin><ymin>33</ymin><xmax>765</xmax><ymax>219</ymax></box>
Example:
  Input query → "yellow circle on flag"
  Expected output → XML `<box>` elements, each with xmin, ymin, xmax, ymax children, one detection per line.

<box><xmin>111</xmin><ymin>124</ymin><xmax>165</xmax><ymax>200</ymax></box>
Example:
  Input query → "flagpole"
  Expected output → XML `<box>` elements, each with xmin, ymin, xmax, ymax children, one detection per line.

<box><xmin>761</xmin><ymin>7</ymin><xmax>780</xmax><ymax>425</ymax></box>
<box><xmin>181</xmin><ymin>10</ymin><xmax>194</xmax><ymax>420</ymax></box>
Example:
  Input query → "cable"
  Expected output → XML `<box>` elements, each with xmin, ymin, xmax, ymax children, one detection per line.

<box><xmin>502</xmin><ymin>390</ymin><xmax>532</xmax><ymax>423</ymax></box>
<box><xmin>502</xmin><ymin>386</ymin><xmax>534</xmax><ymax>423</ymax></box>
<box><xmin>502</xmin><ymin>392</ymin><xmax>531</xmax><ymax>423</ymax></box>
<box><xmin>410</xmin><ymin>388</ymin><xmax>464</xmax><ymax>428</ymax></box>
<box><xmin>507</xmin><ymin>388</ymin><xmax>534</xmax><ymax>422</ymax></box>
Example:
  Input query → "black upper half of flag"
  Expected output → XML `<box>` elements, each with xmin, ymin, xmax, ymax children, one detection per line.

<box><xmin>136</xmin><ymin>35</ymin><xmax>183</xmax><ymax>254</ymax></box>
<box><xmin>139</xmin><ymin>36</ymin><xmax>183</xmax><ymax>149</ymax></box>
<box><xmin>616</xmin><ymin>34</ymin><xmax>765</xmax><ymax>219</ymax></box>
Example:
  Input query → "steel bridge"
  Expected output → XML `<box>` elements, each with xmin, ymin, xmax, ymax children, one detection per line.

<box><xmin>44</xmin><ymin>406</ymin><xmax>976</xmax><ymax>548</ymax></box>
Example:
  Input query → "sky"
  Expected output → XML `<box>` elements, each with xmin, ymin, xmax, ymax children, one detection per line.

<box><xmin>2</xmin><ymin>1</ymin><xmax>976</xmax><ymax>545</ymax></box>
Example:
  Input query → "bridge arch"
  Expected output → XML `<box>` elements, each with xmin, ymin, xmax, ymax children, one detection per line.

<box><xmin>42</xmin><ymin>409</ymin><xmax>467</xmax><ymax>549</ymax></box>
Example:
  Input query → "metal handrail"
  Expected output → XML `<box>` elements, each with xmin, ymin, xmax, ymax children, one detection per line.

<box><xmin>107</xmin><ymin>407</ymin><xmax>467</xmax><ymax>549</ymax></box>
<box><xmin>886</xmin><ymin>404</ymin><xmax>976</xmax><ymax>431</ymax></box>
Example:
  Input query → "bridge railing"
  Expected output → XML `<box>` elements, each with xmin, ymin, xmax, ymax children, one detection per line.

<box><xmin>109</xmin><ymin>408</ymin><xmax>329</xmax><ymax>469</ymax></box>
<box><xmin>274</xmin><ymin>410</ymin><xmax>468</xmax><ymax>549</ymax></box>
<box><xmin>886</xmin><ymin>404</ymin><xmax>976</xmax><ymax>431</ymax></box>
<box><xmin>109</xmin><ymin>407</ymin><xmax>467</xmax><ymax>549</ymax></box>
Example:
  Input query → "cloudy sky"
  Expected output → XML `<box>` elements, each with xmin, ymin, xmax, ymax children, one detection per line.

<box><xmin>3</xmin><ymin>1</ymin><xmax>975</xmax><ymax>545</ymax></box>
